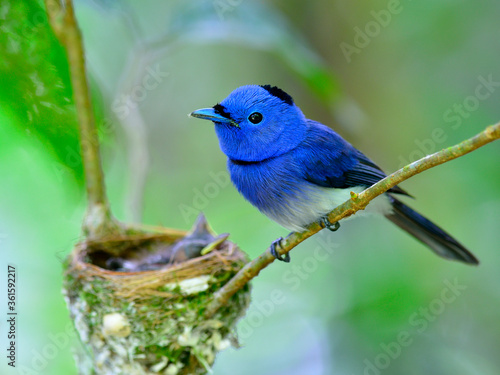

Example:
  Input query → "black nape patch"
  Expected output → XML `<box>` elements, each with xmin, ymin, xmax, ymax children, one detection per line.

<box><xmin>259</xmin><ymin>85</ymin><xmax>294</xmax><ymax>105</ymax></box>
<box><xmin>213</xmin><ymin>103</ymin><xmax>232</xmax><ymax>119</ymax></box>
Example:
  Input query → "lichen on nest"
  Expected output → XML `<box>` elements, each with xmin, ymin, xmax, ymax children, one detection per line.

<box><xmin>63</xmin><ymin>216</ymin><xmax>251</xmax><ymax>375</ymax></box>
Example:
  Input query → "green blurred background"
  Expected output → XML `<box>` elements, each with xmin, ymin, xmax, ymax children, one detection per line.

<box><xmin>1</xmin><ymin>0</ymin><xmax>499</xmax><ymax>374</ymax></box>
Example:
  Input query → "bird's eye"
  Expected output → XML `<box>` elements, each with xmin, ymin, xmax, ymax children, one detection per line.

<box><xmin>248</xmin><ymin>112</ymin><xmax>263</xmax><ymax>124</ymax></box>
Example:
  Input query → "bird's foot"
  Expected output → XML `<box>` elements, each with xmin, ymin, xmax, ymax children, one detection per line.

<box><xmin>270</xmin><ymin>237</ymin><xmax>290</xmax><ymax>263</ymax></box>
<box><xmin>320</xmin><ymin>217</ymin><xmax>340</xmax><ymax>232</ymax></box>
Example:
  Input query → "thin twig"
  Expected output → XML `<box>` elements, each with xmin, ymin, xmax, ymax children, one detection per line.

<box><xmin>114</xmin><ymin>46</ymin><xmax>154</xmax><ymax>223</ymax></box>
<box><xmin>45</xmin><ymin>0</ymin><xmax>121</xmax><ymax>238</ymax></box>
<box><xmin>205</xmin><ymin>122</ymin><xmax>500</xmax><ymax>317</ymax></box>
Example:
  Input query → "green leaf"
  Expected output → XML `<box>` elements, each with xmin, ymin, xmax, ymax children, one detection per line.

<box><xmin>0</xmin><ymin>0</ymin><xmax>83</xmax><ymax>182</ymax></box>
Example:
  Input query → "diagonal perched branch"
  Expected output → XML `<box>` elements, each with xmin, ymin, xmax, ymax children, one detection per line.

<box><xmin>205</xmin><ymin>122</ymin><xmax>500</xmax><ymax>317</ymax></box>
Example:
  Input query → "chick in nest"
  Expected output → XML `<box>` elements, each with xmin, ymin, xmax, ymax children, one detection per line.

<box><xmin>106</xmin><ymin>214</ymin><xmax>229</xmax><ymax>272</ymax></box>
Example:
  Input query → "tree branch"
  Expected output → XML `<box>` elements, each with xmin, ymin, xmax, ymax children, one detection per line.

<box><xmin>45</xmin><ymin>0</ymin><xmax>121</xmax><ymax>238</ymax></box>
<box><xmin>205</xmin><ymin>122</ymin><xmax>500</xmax><ymax>317</ymax></box>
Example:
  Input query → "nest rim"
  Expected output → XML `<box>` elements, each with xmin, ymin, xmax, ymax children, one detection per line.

<box><xmin>65</xmin><ymin>229</ymin><xmax>248</xmax><ymax>300</ymax></box>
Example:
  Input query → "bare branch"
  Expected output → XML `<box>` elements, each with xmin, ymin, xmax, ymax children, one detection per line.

<box><xmin>205</xmin><ymin>122</ymin><xmax>500</xmax><ymax>317</ymax></box>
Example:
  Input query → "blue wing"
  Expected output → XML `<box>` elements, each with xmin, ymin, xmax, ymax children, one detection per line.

<box><xmin>295</xmin><ymin>120</ymin><xmax>409</xmax><ymax>196</ymax></box>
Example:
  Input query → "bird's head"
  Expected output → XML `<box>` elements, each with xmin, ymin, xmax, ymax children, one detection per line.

<box><xmin>190</xmin><ymin>85</ymin><xmax>308</xmax><ymax>162</ymax></box>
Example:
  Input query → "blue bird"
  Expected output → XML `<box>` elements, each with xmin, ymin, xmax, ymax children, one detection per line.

<box><xmin>190</xmin><ymin>85</ymin><xmax>478</xmax><ymax>265</ymax></box>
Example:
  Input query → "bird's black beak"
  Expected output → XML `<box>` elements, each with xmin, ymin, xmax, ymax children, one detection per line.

<box><xmin>189</xmin><ymin>108</ymin><xmax>239</xmax><ymax>127</ymax></box>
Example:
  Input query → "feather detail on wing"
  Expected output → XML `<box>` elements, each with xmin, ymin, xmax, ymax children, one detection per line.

<box><xmin>298</xmin><ymin>120</ymin><xmax>410</xmax><ymax>196</ymax></box>
<box><xmin>345</xmin><ymin>151</ymin><xmax>411</xmax><ymax>196</ymax></box>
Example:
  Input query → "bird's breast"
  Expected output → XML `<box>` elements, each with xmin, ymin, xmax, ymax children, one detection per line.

<box><xmin>228</xmin><ymin>158</ymin><xmax>297</xmax><ymax>211</ymax></box>
<box><xmin>227</xmin><ymin>157</ymin><xmax>330</xmax><ymax>231</ymax></box>
<box><xmin>227</xmin><ymin>157</ymin><xmax>392</xmax><ymax>232</ymax></box>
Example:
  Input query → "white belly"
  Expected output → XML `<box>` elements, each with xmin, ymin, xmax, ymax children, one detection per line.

<box><xmin>263</xmin><ymin>185</ymin><xmax>393</xmax><ymax>232</ymax></box>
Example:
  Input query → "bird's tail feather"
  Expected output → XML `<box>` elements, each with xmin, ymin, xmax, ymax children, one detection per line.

<box><xmin>385</xmin><ymin>197</ymin><xmax>479</xmax><ymax>265</ymax></box>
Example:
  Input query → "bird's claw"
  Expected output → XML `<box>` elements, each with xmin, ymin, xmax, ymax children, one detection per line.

<box><xmin>320</xmin><ymin>217</ymin><xmax>340</xmax><ymax>232</ymax></box>
<box><xmin>270</xmin><ymin>237</ymin><xmax>290</xmax><ymax>263</ymax></box>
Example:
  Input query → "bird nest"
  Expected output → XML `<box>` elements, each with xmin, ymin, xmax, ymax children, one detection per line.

<box><xmin>63</xmin><ymin>216</ymin><xmax>251</xmax><ymax>375</ymax></box>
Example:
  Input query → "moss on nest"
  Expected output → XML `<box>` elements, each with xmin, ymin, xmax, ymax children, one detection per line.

<box><xmin>63</xmin><ymin>231</ymin><xmax>250</xmax><ymax>375</ymax></box>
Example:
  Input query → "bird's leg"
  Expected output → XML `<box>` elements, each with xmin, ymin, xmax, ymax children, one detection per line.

<box><xmin>270</xmin><ymin>237</ymin><xmax>290</xmax><ymax>263</ymax></box>
<box><xmin>320</xmin><ymin>216</ymin><xmax>340</xmax><ymax>232</ymax></box>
